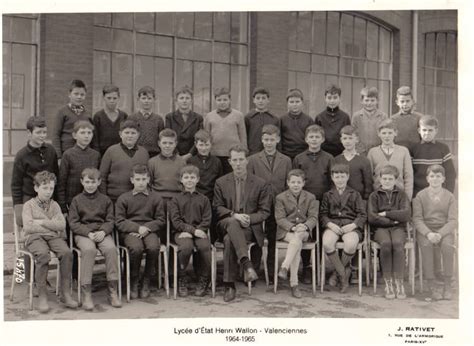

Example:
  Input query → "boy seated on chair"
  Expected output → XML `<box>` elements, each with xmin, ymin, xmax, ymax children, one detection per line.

<box><xmin>274</xmin><ymin>169</ymin><xmax>319</xmax><ymax>298</ymax></box>
<box><xmin>321</xmin><ymin>163</ymin><xmax>367</xmax><ymax>293</ymax></box>
<box><xmin>115</xmin><ymin>164</ymin><xmax>166</xmax><ymax>299</ymax></box>
<box><xmin>68</xmin><ymin>168</ymin><xmax>121</xmax><ymax>310</ymax></box>
<box><xmin>22</xmin><ymin>171</ymin><xmax>78</xmax><ymax>313</ymax></box>
<box><xmin>413</xmin><ymin>164</ymin><xmax>457</xmax><ymax>301</ymax></box>
<box><xmin>168</xmin><ymin>165</ymin><xmax>212</xmax><ymax>297</ymax></box>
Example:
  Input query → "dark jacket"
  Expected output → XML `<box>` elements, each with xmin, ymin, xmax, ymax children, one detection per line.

<box><xmin>320</xmin><ymin>186</ymin><xmax>367</xmax><ymax>229</ymax></box>
<box><xmin>368</xmin><ymin>186</ymin><xmax>410</xmax><ymax>228</ymax></box>
<box><xmin>165</xmin><ymin>110</ymin><xmax>203</xmax><ymax>155</ymax></box>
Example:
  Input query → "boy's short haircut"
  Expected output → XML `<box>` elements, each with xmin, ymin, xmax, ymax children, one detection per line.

<box><xmin>120</xmin><ymin>119</ymin><xmax>140</xmax><ymax>132</ymax></box>
<box><xmin>287</xmin><ymin>169</ymin><xmax>306</xmax><ymax>181</ymax></box>
<box><xmin>81</xmin><ymin>167</ymin><xmax>101</xmax><ymax>180</ymax></box>
<box><xmin>426</xmin><ymin>164</ymin><xmax>445</xmax><ymax>177</ymax></box>
<box><xmin>325</xmin><ymin>84</ymin><xmax>342</xmax><ymax>96</ymax></box>
<box><xmin>261</xmin><ymin>124</ymin><xmax>280</xmax><ymax>136</ymax></box>
<box><xmin>360</xmin><ymin>86</ymin><xmax>379</xmax><ymax>99</ymax></box>
<box><xmin>419</xmin><ymin>114</ymin><xmax>439</xmax><ymax>128</ymax></box>
<box><xmin>102</xmin><ymin>84</ymin><xmax>120</xmax><ymax>96</ymax></box>
<box><xmin>379</xmin><ymin>165</ymin><xmax>400</xmax><ymax>179</ymax></box>
<box><xmin>331</xmin><ymin>163</ymin><xmax>350</xmax><ymax>175</ymax></box>
<box><xmin>159</xmin><ymin>128</ymin><xmax>177</xmax><ymax>141</ymax></box>
<box><xmin>377</xmin><ymin>119</ymin><xmax>397</xmax><ymax>132</ymax></box>
<box><xmin>175</xmin><ymin>85</ymin><xmax>193</xmax><ymax>99</ymax></box>
<box><xmin>194</xmin><ymin>129</ymin><xmax>212</xmax><ymax>143</ymax></box>
<box><xmin>69</xmin><ymin>79</ymin><xmax>86</xmax><ymax>92</ymax></box>
<box><xmin>396</xmin><ymin>86</ymin><xmax>413</xmax><ymax>98</ymax></box>
<box><xmin>73</xmin><ymin>120</ymin><xmax>94</xmax><ymax>133</ymax></box>
<box><xmin>228</xmin><ymin>144</ymin><xmax>249</xmax><ymax>158</ymax></box>
<box><xmin>137</xmin><ymin>86</ymin><xmax>156</xmax><ymax>98</ymax></box>
<box><xmin>340</xmin><ymin>125</ymin><xmax>358</xmax><ymax>137</ymax></box>
<box><xmin>286</xmin><ymin>88</ymin><xmax>304</xmax><ymax>101</ymax></box>
<box><xmin>130</xmin><ymin>163</ymin><xmax>149</xmax><ymax>177</ymax></box>
<box><xmin>26</xmin><ymin>116</ymin><xmax>47</xmax><ymax>132</ymax></box>
<box><xmin>33</xmin><ymin>171</ymin><xmax>57</xmax><ymax>187</ymax></box>
<box><xmin>252</xmin><ymin>87</ymin><xmax>270</xmax><ymax>98</ymax></box>
<box><xmin>305</xmin><ymin>124</ymin><xmax>325</xmax><ymax>138</ymax></box>
<box><xmin>180</xmin><ymin>164</ymin><xmax>200</xmax><ymax>178</ymax></box>
<box><xmin>214</xmin><ymin>87</ymin><xmax>231</xmax><ymax>98</ymax></box>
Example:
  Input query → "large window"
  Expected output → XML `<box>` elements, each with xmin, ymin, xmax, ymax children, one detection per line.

<box><xmin>2</xmin><ymin>14</ymin><xmax>38</xmax><ymax>156</ymax></box>
<box><xmin>93</xmin><ymin>12</ymin><xmax>249</xmax><ymax>116</ymax></box>
<box><xmin>423</xmin><ymin>31</ymin><xmax>457</xmax><ymax>156</ymax></box>
<box><xmin>288</xmin><ymin>11</ymin><xmax>393</xmax><ymax>117</ymax></box>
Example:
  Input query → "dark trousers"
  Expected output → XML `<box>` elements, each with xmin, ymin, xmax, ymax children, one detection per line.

<box><xmin>374</xmin><ymin>227</ymin><xmax>406</xmax><ymax>280</ymax></box>
<box><xmin>418</xmin><ymin>232</ymin><xmax>455</xmax><ymax>280</ymax></box>
<box><xmin>174</xmin><ymin>233</ymin><xmax>211</xmax><ymax>279</ymax></box>
<box><xmin>25</xmin><ymin>235</ymin><xmax>73</xmax><ymax>288</ymax></box>
<box><xmin>122</xmin><ymin>232</ymin><xmax>160</xmax><ymax>283</ymax></box>
<box><xmin>217</xmin><ymin>217</ymin><xmax>255</xmax><ymax>283</ymax></box>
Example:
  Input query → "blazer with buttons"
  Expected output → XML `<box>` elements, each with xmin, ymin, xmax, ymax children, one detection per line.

<box><xmin>165</xmin><ymin>110</ymin><xmax>203</xmax><ymax>156</ymax></box>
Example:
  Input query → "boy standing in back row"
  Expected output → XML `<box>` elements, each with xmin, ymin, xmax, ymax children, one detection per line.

<box><xmin>392</xmin><ymin>86</ymin><xmax>423</xmax><ymax>150</ymax></box>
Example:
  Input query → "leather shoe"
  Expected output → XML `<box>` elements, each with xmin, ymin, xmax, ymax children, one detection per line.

<box><xmin>243</xmin><ymin>267</ymin><xmax>258</xmax><ymax>283</ymax></box>
<box><xmin>223</xmin><ymin>287</ymin><xmax>236</xmax><ymax>302</ymax></box>
<box><xmin>291</xmin><ymin>285</ymin><xmax>302</xmax><ymax>298</ymax></box>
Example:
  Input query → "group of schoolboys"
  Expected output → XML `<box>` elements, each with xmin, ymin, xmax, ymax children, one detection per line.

<box><xmin>11</xmin><ymin>78</ymin><xmax>457</xmax><ymax>313</ymax></box>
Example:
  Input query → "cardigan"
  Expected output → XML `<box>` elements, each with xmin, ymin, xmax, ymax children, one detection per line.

<box><xmin>92</xmin><ymin>109</ymin><xmax>128</xmax><ymax>156</ymax></box>
<box><xmin>51</xmin><ymin>105</ymin><xmax>93</xmax><ymax>158</ymax></box>
<box><xmin>11</xmin><ymin>142</ymin><xmax>59</xmax><ymax>205</ymax></box>
<box><xmin>280</xmin><ymin>112</ymin><xmax>313</xmax><ymax>159</ymax></box>
<box><xmin>148</xmin><ymin>154</ymin><xmax>186</xmax><ymax>197</ymax></box>
<box><xmin>320</xmin><ymin>186</ymin><xmax>367</xmax><ymax>229</ymax></box>
<box><xmin>368</xmin><ymin>186</ymin><xmax>410</xmax><ymax>229</ymax></box>
<box><xmin>334</xmin><ymin>153</ymin><xmax>373</xmax><ymax>200</ymax></box>
<box><xmin>412</xmin><ymin>187</ymin><xmax>457</xmax><ymax>237</ymax></box>
<box><xmin>99</xmin><ymin>143</ymin><xmax>149</xmax><ymax>201</ymax></box>
<box><xmin>168</xmin><ymin>190</ymin><xmax>212</xmax><ymax>235</ymax></box>
<box><xmin>22</xmin><ymin>198</ymin><xmax>66</xmax><ymax>242</ymax></box>
<box><xmin>391</xmin><ymin>111</ymin><xmax>423</xmax><ymax>150</ymax></box>
<box><xmin>68</xmin><ymin>190</ymin><xmax>114</xmax><ymax>237</ymax></box>
<box><xmin>367</xmin><ymin>145</ymin><xmax>414</xmax><ymax>200</ymax></box>
<box><xmin>165</xmin><ymin>110</ymin><xmax>203</xmax><ymax>156</ymax></box>
<box><xmin>351</xmin><ymin>108</ymin><xmax>388</xmax><ymax>154</ymax></box>
<box><xmin>129</xmin><ymin>111</ymin><xmax>164</xmax><ymax>156</ymax></box>
<box><xmin>244</xmin><ymin>110</ymin><xmax>281</xmax><ymax>155</ymax></box>
<box><xmin>274</xmin><ymin>189</ymin><xmax>319</xmax><ymax>240</ymax></box>
<box><xmin>314</xmin><ymin>106</ymin><xmax>351</xmax><ymax>157</ymax></box>
<box><xmin>187</xmin><ymin>154</ymin><xmax>223</xmax><ymax>201</ymax></box>
<box><xmin>204</xmin><ymin>108</ymin><xmax>247</xmax><ymax>157</ymax></box>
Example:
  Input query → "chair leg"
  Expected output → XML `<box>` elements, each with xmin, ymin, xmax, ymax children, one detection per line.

<box><xmin>418</xmin><ymin>246</ymin><xmax>423</xmax><ymax>293</ymax></box>
<box><xmin>358</xmin><ymin>247</ymin><xmax>362</xmax><ymax>296</ymax></box>
<box><xmin>126</xmin><ymin>252</ymin><xmax>130</xmax><ymax>303</ymax></box>
<box><xmin>9</xmin><ymin>255</ymin><xmax>18</xmax><ymax>302</ymax></box>
<box><xmin>77</xmin><ymin>256</ymin><xmax>81</xmax><ymax>303</ymax></box>
<box><xmin>117</xmin><ymin>252</ymin><xmax>122</xmax><ymax>301</ymax></box>
<box><xmin>316</xmin><ymin>243</ymin><xmax>321</xmax><ymax>287</ymax></box>
<box><xmin>29</xmin><ymin>256</ymin><xmax>34</xmax><ymax>310</ymax></box>
<box><xmin>173</xmin><ymin>248</ymin><xmax>177</xmax><ymax>300</ymax></box>
<box><xmin>365</xmin><ymin>245</ymin><xmax>370</xmax><ymax>287</ymax></box>
<box><xmin>247</xmin><ymin>245</ymin><xmax>253</xmax><ymax>296</ymax></box>
<box><xmin>262</xmin><ymin>245</ymin><xmax>269</xmax><ymax>287</ymax></box>
<box><xmin>320</xmin><ymin>252</ymin><xmax>325</xmax><ymax>293</ymax></box>
<box><xmin>211</xmin><ymin>248</ymin><xmax>216</xmax><ymax>298</ymax></box>
<box><xmin>373</xmin><ymin>248</ymin><xmax>377</xmax><ymax>294</ymax></box>
<box><xmin>158</xmin><ymin>253</ymin><xmax>162</xmax><ymax>290</ymax></box>
<box><xmin>56</xmin><ymin>262</ymin><xmax>61</xmax><ymax>296</ymax></box>
<box><xmin>311</xmin><ymin>249</ymin><xmax>316</xmax><ymax>297</ymax></box>
<box><xmin>410</xmin><ymin>248</ymin><xmax>415</xmax><ymax>296</ymax></box>
<box><xmin>273</xmin><ymin>248</ymin><xmax>279</xmax><ymax>294</ymax></box>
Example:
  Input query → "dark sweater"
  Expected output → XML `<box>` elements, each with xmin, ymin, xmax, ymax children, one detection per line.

<box><xmin>334</xmin><ymin>153</ymin><xmax>373</xmax><ymax>200</ymax></box>
<box><xmin>410</xmin><ymin>140</ymin><xmax>456</xmax><ymax>197</ymax></box>
<box><xmin>168</xmin><ymin>190</ymin><xmax>212</xmax><ymax>235</ymax></box>
<box><xmin>187</xmin><ymin>154</ymin><xmax>223</xmax><ymax>201</ymax></box>
<box><xmin>129</xmin><ymin>111</ymin><xmax>164</xmax><ymax>157</ymax></box>
<box><xmin>51</xmin><ymin>105</ymin><xmax>93</xmax><ymax>158</ymax></box>
<box><xmin>165</xmin><ymin>110</ymin><xmax>203</xmax><ymax>156</ymax></box>
<box><xmin>115</xmin><ymin>190</ymin><xmax>166</xmax><ymax>234</ymax></box>
<box><xmin>280</xmin><ymin>112</ymin><xmax>313</xmax><ymax>159</ymax></box>
<box><xmin>11</xmin><ymin>143</ymin><xmax>59</xmax><ymax>205</ymax></box>
<box><xmin>293</xmin><ymin>149</ymin><xmax>334</xmax><ymax>200</ymax></box>
<box><xmin>244</xmin><ymin>110</ymin><xmax>281</xmax><ymax>155</ymax></box>
<box><xmin>314</xmin><ymin>106</ymin><xmax>351</xmax><ymax>157</ymax></box>
<box><xmin>68</xmin><ymin>190</ymin><xmax>114</xmax><ymax>237</ymax></box>
<box><xmin>92</xmin><ymin>109</ymin><xmax>128</xmax><ymax>156</ymax></box>
<box><xmin>58</xmin><ymin>144</ymin><xmax>101</xmax><ymax>212</ymax></box>
<box><xmin>368</xmin><ymin>186</ymin><xmax>410</xmax><ymax>229</ymax></box>
<box><xmin>320</xmin><ymin>186</ymin><xmax>367</xmax><ymax>229</ymax></box>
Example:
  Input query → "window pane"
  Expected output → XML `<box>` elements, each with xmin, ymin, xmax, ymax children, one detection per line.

<box><xmin>296</xmin><ymin>12</ymin><xmax>312</xmax><ymax>51</ymax></box>
<box><xmin>156</xmin><ymin>12</ymin><xmax>174</xmax><ymax>34</ymax></box>
<box><xmin>290</xmin><ymin>52</ymin><xmax>310</xmax><ymax>72</ymax></box>
<box><xmin>176</xmin><ymin>60</ymin><xmax>193</xmax><ymax>91</ymax></box>
<box><xmin>135</xmin><ymin>55</ymin><xmax>155</xmax><ymax>95</ymax></box>
<box><xmin>194</xmin><ymin>40</ymin><xmax>212</xmax><ymax>61</ymax></box>
<box><xmin>289</xmin><ymin>12</ymin><xmax>297</xmax><ymax>50</ymax></box>
<box><xmin>175</xmin><ymin>12</ymin><xmax>194</xmax><ymax>37</ymax></box>
<box><xmin>354</xmin><ymin>17</ymin><xmax>366</xmax><ymax>58</ymax></box>
<box><xmin>341</xmin><ymin>57</ymin><xmax>352</xmax><ymax>75</ymax></box>
<box><xmin>367</xmin><ymin>22</ymin><xmax>379</xmax><ymax>60</ymax></box>
<box><xmin>11</xmin><ymin>130</ymin><xmax>29</xmax><ymax>155</ymax></box>
<box><xmin>353</xmin><ymin>59</ymin><xmax>364</xmax><ymax>77</ymax></box>
<box><xmin>195</xmin><ymin>12</ymin><xmax>212</xmax><ymax>39</ymax></box>
<box><xmin>136</xmin><ymin>33</ymin><xmax>155</xmax><ymax>55</ymax></box>
<box><xmin>446</xmin><ymin>34</ymin><xmax>457</xmax><ymax>70</ymax></box>
<box><xmin>231</xmin><ymin>65</ymin><xmax>249</xmax><ymax>113</ymax></box>
<box><xmin>176</xmin><ymin>38</ymin><xmax>194</xmax><ymax>59</ymax></box>
<box><xmin>134</xmin><ymin>13</ymin><xmax>154</xmax><ymax>32</ymax></box>
<box><xmin>214</xmin><ymin>12</ymin><xmax>231</xmax><ymax>41</ymax></box>
<box><xmin>326</xmin><ymin>12</ymin><xmax>340</xmax><ymax>55</ymax></box>
<box><xmin>339</xmin><ymin>77</ymin><xmax>351</xmax><ymax>113</ymax></box>
<box><xmin>214</xmin><ymin>42</ymin><xmax>230</xmax><ymax>63</ymax></box>
<box><xmin>326</xmin><ymin>56</ymin><xmax>338</xmax><ymax>74</ymax></box>
<box><xmin>111</xmin><ymin>53</ymin><xmax>133</xmax><ymax>114</ymax></box>
<box><xmin>378</xmin><ymin>62</ymin><xmax>390</xmax><ymax>80</ymax></box>
<box><xmin>3</xmin><ymin>131</ymin><xmax>10</xmax><ymax>155</ymax></box>
<box><xmin>435</xmin><ymin>33</ymin><xmax>447</xmax><ymax>68</ymax></box>
<box><xmin>312</xmin><ymin>54</ymin><xmax>325</xmax><ymax>73</ymax></box>
<box><xmin>93</xmin><ymin>51</ymin><xmax>111</xmax><ymax>113</ymax></box>
<box><xmin>288</xmin><ymin>71</ymin><xmax>296</xmax><ymax>89</ymax></box>
<box><xmin>3</xmin><ymin>16</ymin><xmax>11</xmax><ymax>41</ymax></box>
<box><xmin>378</xmin><ymin>80</ymin><xmax>390</xmax><ymax>115</ymax></box>
<box><xmin>155</xmin><ymin>35</ymin><xmax>173</xmax><ymax>57</ymax></box>
<box><xmin>213</xmin><ymin>63</ymin><xmax>230</xmax><ymax>91</ymax></box>
<box><xmin>11</xmin><ymin>17</ymin><xmax>36</xmax><ymax>43</ymax></box>
<box><xmin>311</xmin><ymin>73</ymin><xmax>326</xmax><ymax>115</ymax></box>
<box><xmin>3</xmin><ymin>43</ymin><xmax>11</xmax><ymax>122</ymax></box>
<box><xmin>436</xmin><ymin>69</ymin><xmax>444</xmax><ymax>87</ymax></box>
<box><xmin>351</xmin><ymin>78</ymin><xmax>365</xmax><ymax>115</ymax></box>
<box><xmin>368</xmin><ymin>61</ymin><xmax>377</xmax><ymax>78</ymax></box>
<box><xmin>112</xmin><ymin>29</ymin><xmax>133</xmax><ymax>53</ymax></box>
<box><xmin>379</xmin><ymin>27</ymin><xmax>391</xmax><ymax>62</ymax></box>
<box><xmin>193</xmin><ymin>62</ymin><xmax>211</xmax><ymax>114</ymax></box>
<box><xmin>231</xmin><ymin>44</ymin><xmax>247</xmax><ymax>65</ymax></box>
<box><xmin>231</xmin><ymin>12</ymin><xmax>248</xmax><ymax>43</ymax></box>
<box><xmin>94</xmin><ymin>13</ymin><xmax>111</xmax><ymax>26</ymax></box>
<box><xmin>424</xmin><ymin>68</ymin><xmax>434</xmax><ymax>86</ymax></box>
<box><xmin>155</xmin><ymin>58</ymin><xmax>173</xmax><ymax>114</ymax></box>
<box><xmin>113</xmin><ymin>13</ymin><xmax>133</xmax><ymax>29</ymax></box>
<box><xmin>425</xmin><ymin>33</ymin><xmax>435</xmax><ymax>66</ymax></box>
<box><xmin>94</xmin><ymin>27</ymin><xmax>112</xmax><ymax>51</ymax></box>
<box><xmin>325</xmin><ymin>75</ymin><xmax>339</xmax><ymax>89</ymax></box>
<box><xmin>295</xmin><ymin>72</ymin><xmax>310</xmax><ymax>114</ymax></box>
<box><xmin>424</xmin><ymin>86</ymin><xmax>435</xmax><ymax>115</ymax></box>
<box><xmin>312</xmin><ymin>12</ymin><xmax>326</xmax><ymax>54</ymax></box>
<box><xmin>341</xmin><ymin>14</ymin><xmax>353</xmax><ymax>56</ymax></box>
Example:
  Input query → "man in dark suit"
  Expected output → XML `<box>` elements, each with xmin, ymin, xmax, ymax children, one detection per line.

<box><xmin>213</xmin><ymin>144</ymin><xmax>271</xmax><ymax>302</ymax></box>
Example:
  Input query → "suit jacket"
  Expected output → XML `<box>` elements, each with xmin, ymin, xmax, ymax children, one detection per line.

<box><xmin>247</xmin><ymin>150</ymin><xmax>292</xmax><ymax>200</ymax></box>
<box><xmin>213</xmin><ymin>173</ymin><xmax>271</xmax><ymax>246</ymax></box>
<box><xmin>274</xmin><ymin>190</ymin><xmax>319</xmax><ymax>240</ymax></box>
<box><xmin>320</xmin><ymin>186</ymin><xmax>367</xmax><ymax>229</ymax></box>
<box><xmin>165</xmin><ymin>110</ymin><xmax>203</xmax><ymax>155</ymax></box>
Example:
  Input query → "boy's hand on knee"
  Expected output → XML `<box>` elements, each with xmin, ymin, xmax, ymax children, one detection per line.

<box><xmin>427</xmin><ymin>232</ymin><xmax>441</xmax><ymax>244</ymax></box>
<box><xmin>327</xmin><ymin>222</ymin><xmax>342</xmax><ymax>235</ymax></box>
<box><xmin>194</xmin><ymin>229</ymin><xmax>208</xmax><ymax>239</ymax></box>
<box><xmin>138</xmin><ymin>226</ymin><xmax>150</xmax><ymax>238</ymax></box>
<box><xmin>234</xmin><ymin>213</ymin><xmax>250</xmax><ymax>228</ymax></box>
<box><xmin>341</xmin><ymin>223</ymin><xmax>357</xmax><ymax>234</ymax></box>
<box><xmin>178</xmin><ymin>232</ymin><xmax>193</xmax><ymax>239</ymax></box>
<box><xmin>95</xmin><ymin>231</ymin><xmax>106</xmax><ymax>242</ymax></box>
